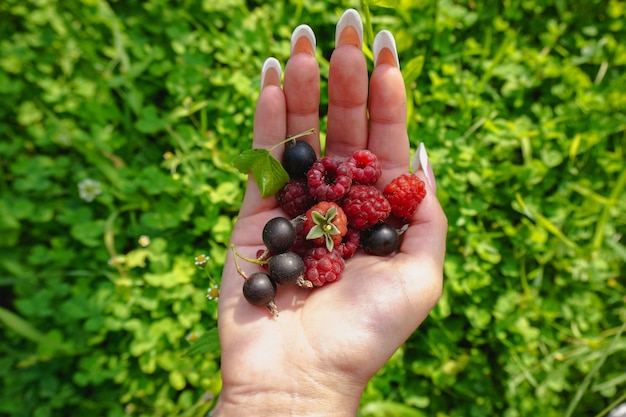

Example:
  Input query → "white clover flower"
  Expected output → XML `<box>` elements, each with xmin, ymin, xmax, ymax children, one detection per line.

<box><xmin>78</xmin><ymin>178</ymin><xmax>102</xmax><ymax>202</ymax></box>
<box><xmin>138</xmin><ymin>235</ymin><xmax>151</xmax><ymax>247</ymax></box>
<box><xmin>56</xmin><ymin>133</ymin><xmax>71</xmax><ymax>146</ymax></box>
<box><xmin>194</xmin><ymin>254</ymin><xmax>209</xmax><ymax>268</ymax></box>
<box><xmin>206</xmin><ymin>285</ymin><xmax>219</xmax><ymax>301</ymax></box>
<box><xmin>124</xmin><ymin>403</ymin><xmax>136</xmax><ymax>414</ymax></box>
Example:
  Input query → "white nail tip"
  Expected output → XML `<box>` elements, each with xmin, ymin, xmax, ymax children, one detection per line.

<box><xmin>373</xmin><ymin>30</ymin><xmax>400</xmax><ymax>68</ymax></box>
<box><xmin>336</xmin><ymin>8</ymin><xmax>363</xmax><ymax>47</ymax></box>
<box><xmin>261</xmin><ymin>57</ymin><xmax>281</xmax><ymax>88</ymax></box>
<box><xmin>413</xmin><ymin>143</ymin><xmax>432</xmax><ymax>188</ymax></box>
<box><xmin>290</xmin><ymin>24</ymin><xmax>316</xmax><ymax>55</ymax></box>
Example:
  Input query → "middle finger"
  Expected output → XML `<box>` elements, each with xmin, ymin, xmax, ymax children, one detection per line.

<box><xmin>325</xmin><ymin>9</ymin><xmax>369</xmax><ymax>159</ymax></box>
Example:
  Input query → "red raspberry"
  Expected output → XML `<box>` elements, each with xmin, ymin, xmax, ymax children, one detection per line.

<box><xmin>383</xmin><ymin>173</ymin><xmax>427</xmax><ymax>219</ymax></box>
<box><xmin>302</xmin><ymin>201</ymin><xmax>348</xmax><ymax>251</ymax></box>
<box><xmin>290</xmin><ymin>219</ymin><xmax>313</xmax><ymax>258</ymax></box>
<box><xmin>303</xmin><ymin>247</ymin><xmax>345</xmax><ymax>287</ymax></box>
<box><xmin>307</xmin><ymin>157</ymin><xmax>353</xmax><ymax>201</ymax></box>
<box><xmin>341</xmin><ymin>185</ymin><xmax>391</xmax><ymax>230</ymax></box>
<box><xmin>337</xmin><ymin>228</ymin><xmax>360</xmax><ymax>259</ymax></box>
<box><xmin>347</xmin><ymin>150</ymin><xmax>382</xmax><ymax>185</ymax></box>
<box><xmin>276</xmin><ymin>179</ymin><xmax>315</xmax><ymax>218</ymax></box>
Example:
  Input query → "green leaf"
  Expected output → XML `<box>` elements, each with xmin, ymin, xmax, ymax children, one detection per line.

<box><xmin>402</xmin><ymin>55</ymin><xmax>425</xmax><ymax>87</ymax></box>
<box><xmin>360</xmin><ymin>401</ymin><xmax>427</xmax><ymax>417</ymax></box>
<box><xmin>169</xmin><ymin>370</ymin><xmax>186</xmax><ymax>391</ymax></box>
<box><xmin>0</xmin><ymin>306</ymin><xmax>70</xmax><ymax>353</ymax></box>
<box><xmin>232</xmin><ymin>149</ymin><xmax>289</xmax><ymax>198</ymax></box>
<box><xmin>135</xmin><ymin>105</ymin><xmax>168</xmax><ymax>133</ymax></box>
<box><xmin>232</xmin><ymin>148</ymin><xmax>266</xmax><ymax>173</ymax></box>
<box><xmin>184</xmin><ymin>327</ymin><xmax>220</xmax><ymax>356</ymax></box>
<box><xmin>363</xmin><ymin>0</ymin><xmax>401</xmax><ymax>10</ymax></box>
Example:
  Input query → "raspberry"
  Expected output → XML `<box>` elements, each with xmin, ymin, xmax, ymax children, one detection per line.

<box><xmin>276</xmin><ymin>179</ymin><xmax>315</xmax><ymax>218</ymax></box>
<box><xmin>289</xmin><ymin>219</ymin><xmax>314</xmax><ymax>258</ymax></box>
<box><xmin>341</xmin><ymin>185</ymin><xmax>391</xmax><ymax>230</ymax></box>
<box><xmin>383</xmin><ymin>174</ymin><xmax>427</xmax><ymax>219</ymax></box>
<box><xmin>303</xmin><ymin>247</ymin><xmax>345</xmax><ymax>287</ymax></box>
<box><xmin>337</xmin><ymin>228</ymin><xmax>360</xmax><ymax>259</ymax></box>
<box><xmin>307</xmin><ymin>157</ymin><xmax>353</xmax><ymax>201</ymax></box>
<box><xmin>347</xmin><ymin>150</ymin><xmax>382</xmax><ymax>185</ymax></box>
<box><xmin>303</xmin><ymin>201</ymin><xmax>348</xmax><ymax>251</ymax></box>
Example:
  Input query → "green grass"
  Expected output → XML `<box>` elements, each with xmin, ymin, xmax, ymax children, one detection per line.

<box><xmin>1</xmin><ymin>0</ymin><xmax>625</xmax><ymax>416</ymax></box>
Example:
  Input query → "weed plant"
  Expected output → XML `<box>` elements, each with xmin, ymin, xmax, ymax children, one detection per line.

<box><xmin>0</xmin><ymin>0</ymin><xmax>624</xmax><ymax>416</ymax></box>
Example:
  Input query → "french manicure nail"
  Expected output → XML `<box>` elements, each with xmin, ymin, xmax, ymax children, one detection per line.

<box><xmin>335</xmin><ymin>9</ymin><xmax>363</xmax><ymax>48</ymax></box>
<box><xmin>412</xmin><ymin>142</ymin><xmax>437</xmax><ymax>192</ymax></box>
<box><xmin>260</xmin><ymin>57</ymin><xmax>281</xmax><ymax>90</ymax></box>
<box><xmin>290</xmin><ymin>24</ymin><xmax>316</xmax><ymax>56</ymax></box>
<box><xmin>373</xmin><ymin>30</ymin><xmax>400</xmax><ymax>68</ymax></box>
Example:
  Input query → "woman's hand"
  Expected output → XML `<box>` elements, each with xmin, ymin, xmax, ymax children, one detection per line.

<box><xmin>213</xmin><ymin>9</ymin><xmax>447</xmax><ymax>416</ymax></box>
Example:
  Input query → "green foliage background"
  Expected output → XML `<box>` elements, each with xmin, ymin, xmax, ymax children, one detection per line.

<box><xmin>1</xmin><ymin>0</ymin><xmax>625</xmax><ymax>416</ymax></box>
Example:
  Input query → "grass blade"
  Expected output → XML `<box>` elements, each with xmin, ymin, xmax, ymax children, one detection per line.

<box><xmin>564</xmin><ymin>320</ymin><xmax>626</xmax><ymax>417</ymax></box>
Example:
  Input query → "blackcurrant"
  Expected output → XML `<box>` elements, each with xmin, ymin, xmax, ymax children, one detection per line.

<box><xmin>242</xmin><ymin>272</ymin><xmax>278</xmax><ymax>316</ymax></box>
<box><xmin>361</xmin><ymin>223</ymin><xmax>399</xmax><ymax>256</ymax></box>
<box><xmin>268</xmin><ymin>252</ymin><xmax>305</xmax><ymax>286</ymax></box>
<box><xmin>283</xmin><ymin>140</ymin><xmax>317</xmax><ymax>179</ymax></box>
<box><xmin>262</xmin><ymin>217</ymin><xmax>297</xmax><ymax>253</ymax></box>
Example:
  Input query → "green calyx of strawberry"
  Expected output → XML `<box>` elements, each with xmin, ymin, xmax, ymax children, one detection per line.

<box><xmin>306</xmin><ymin>206</ymin><xmax>341</xmax><ymax>252</ymax></box>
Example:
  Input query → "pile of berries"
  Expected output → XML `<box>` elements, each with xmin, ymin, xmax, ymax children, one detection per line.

<box><xmin>234</xmin><ymin>138</ymin><xmax>427</xmax><ymax>317</ymax></box>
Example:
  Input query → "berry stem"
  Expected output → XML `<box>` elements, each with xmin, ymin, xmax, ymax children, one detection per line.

<box><xmin>230</xmin><ymin>245</ymin><xmax>250</xmax><ymax>280</ymax></box>
<box><xmin>231</xmin><ymin>244</ymin><xmax>269</xmax><ymax>266</ymax></box>
<box><xmin>297</xmin><ymin>276</ymin><xmax>314</xmax><ymax>289</ymax></box>
<box><xmin>269</xmin><ymin>128</ymin><xmax>316</xmax><ymax>153</ymax></box>
<box><xmin>266</xmin><ymin>300</ymin><xmax>279</xmax><ymax>318</ymax></box>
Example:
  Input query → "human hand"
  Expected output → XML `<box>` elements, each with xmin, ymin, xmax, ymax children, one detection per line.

<box><xmin>213</xmin><ymin>9</ymin><xmax>447</xmax><ymax>416</ymax></box>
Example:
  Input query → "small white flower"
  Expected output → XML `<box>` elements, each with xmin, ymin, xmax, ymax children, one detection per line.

<box><xmin>138</xmin><ymin>235</ymin><xmax>151</xmax><ymax>247</ymax></box>
<box><xmin>56</xmin><ymin>133</ymin><xmax>71</xmax><ymax>146</ymax></box>
<box><xmin>78</xmin><ymin>178</ymin><xmax>102</xmax><ymax>202</ymax></box>
<box><xmin>194</xmin><ymin>254</ymin><xmax>209</xmax><ymax>267</ymax></box>
<box><xmin>186</xmin><ymin>331</ymin><xmax>199</xmax><ymax>342</ymax></box>
<box><xmin>206</xmin><ymin>285</ymin><xmax>219</xmax><ymax>301</ymax></box>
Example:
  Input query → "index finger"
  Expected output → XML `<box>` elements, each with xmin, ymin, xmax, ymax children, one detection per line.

<box><xmin>239</xmin><ymin>58</ymin><xmax>286</xmax><ymax>218</ymax></box>
<box><xmin>284</xmin><ymin>24</ymin><xmax>321</xmax><ymax>155</ymax></box>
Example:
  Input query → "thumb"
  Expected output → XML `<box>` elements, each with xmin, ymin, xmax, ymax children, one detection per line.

<box><xmin>399</xmin><ymin>143</ymin><xmax>447</xmax><ymax>264</ymax></box>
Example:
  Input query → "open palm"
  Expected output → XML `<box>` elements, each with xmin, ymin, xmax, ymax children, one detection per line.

<box><xmin>214</xmin><ymin>10</ymin><xmax>447</xmax><ymax>416</ymax></box>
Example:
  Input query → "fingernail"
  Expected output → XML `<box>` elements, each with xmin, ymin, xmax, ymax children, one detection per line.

<box><xmin>335</xmin><ymin>9</ymin><xmax>363</xmax><ymax>48</ymax></box>
<box><xmin>291</xmin><ymin>24</ymin><xmax>316</xmax><ymax>56</ymax></box>
<box><xmin>260</xmin><ymin>57</ymin><xmax>281</xmax><ymax>90</ymax></box>
<box><xmin>373</xmin><ymin>30</ymin><xmax>399</xmax><ymax>68</ymax></box>
<box><xmin>412</xmin><ymin>142</ymin><xmax>437</xmax><ymax>192</ymax></box>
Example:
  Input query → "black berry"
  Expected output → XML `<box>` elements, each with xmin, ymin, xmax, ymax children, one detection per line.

<box><xmin>361</xmin><ymin>223</ymin><xmax>399</xmax><ymax>256</ymax></box>
<box><xmin>283</xmin><ymin>140</ymin><xmax>317</xmax><ymax>179</ymax></box>
<box><xmin>268</xmin><ymin>252</ymin><xmax>306</xmax><ymax>286</ymax></box>
<box><xmin>262</xmin><ymin>217</ymin><xmax>297</xmax><ymax>253</ymax></box>
<box><xmin>242</xmin><ymin>272</ymin><xmax>278</xmax><ymax>316</ymax></box>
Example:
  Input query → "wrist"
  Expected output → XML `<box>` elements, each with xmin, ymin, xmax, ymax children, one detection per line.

<box><xmin>212</xmin><ymin>374</ymin><xmax>364</xmax><ymax>416</ymax></box>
